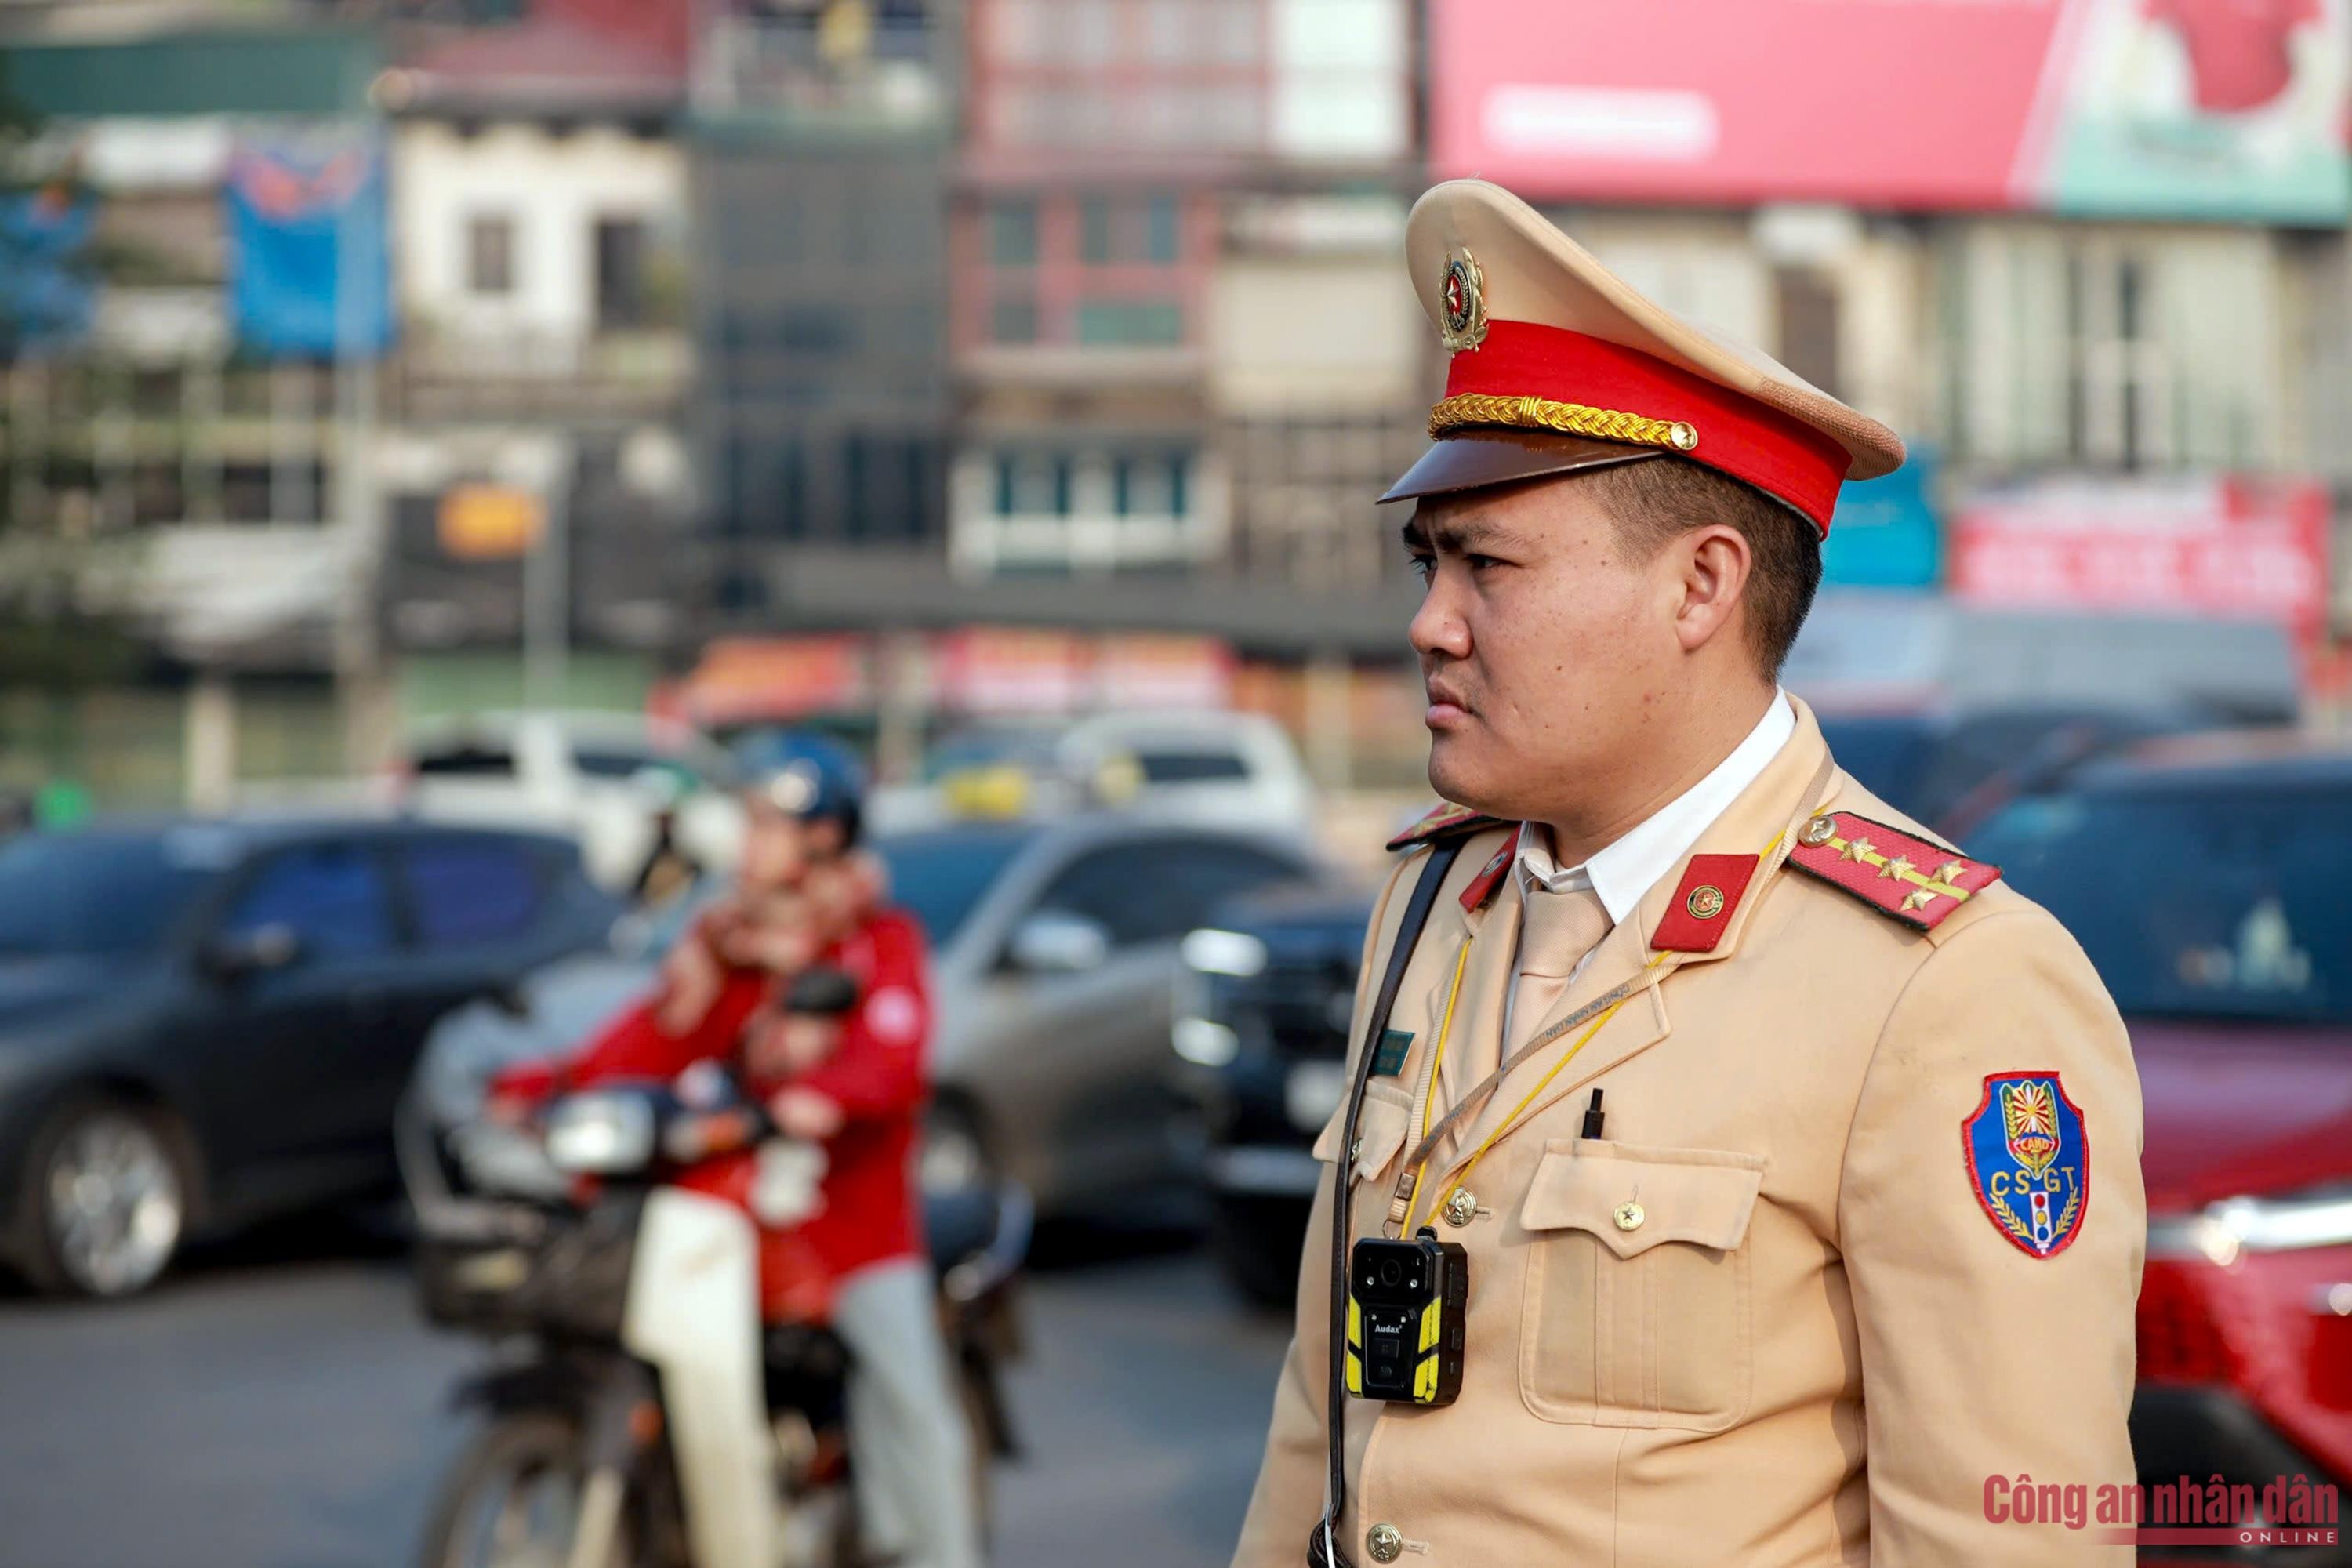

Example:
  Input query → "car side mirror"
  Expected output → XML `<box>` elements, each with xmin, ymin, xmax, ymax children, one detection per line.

<box><xmin>204</xmin><ymin>924</ymin><xmax>304</xmax><ymax>982</ymax></box>
<box><xmin>1007</xmin><ymin>911</ymin><xmax>1111</xmax><ymax>975</ymax></box>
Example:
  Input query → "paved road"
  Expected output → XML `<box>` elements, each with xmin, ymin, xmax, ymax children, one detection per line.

<box><xmin>0</xmin><ymin>1216</ymin><xmax>1294</xmax><ymax>1568</ymax></box>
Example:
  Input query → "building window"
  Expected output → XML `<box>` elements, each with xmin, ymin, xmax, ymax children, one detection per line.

<box><xmin>593</xmin><ymin>216</ymin><xmax>650</xmax><ymax>330</ymax></box>
<box><xmin>989</xmin><ymin>296</ymin><xmax>1039</xmax><ymax>344</ymax></box>
<box><xmin>1144</xmin><ymin>194</ymin><xmax>1181</xmax><ymax>264</ymax></box>
<box><xmin>994</xmin><ymin>452</ymin><xmax>1071</xmax><ymax>517</ymax></box>
<box><xmin>1773</xmin><ymin>267</ymin><xmax>1841</xmax><ymax>401</ymax></box>
<box><xmin>2065</xmin><ymin>249</ymin><xmax>2169</xmax><ymax>470</ymax></box>
<box><xmin>1076</xmin><ymin>298</ymin><xmax>1185</xmax><ymax>347</ymax></box>
<box><xmin>989</xmin><ymin>199</ymin><xmax>1039</xmax><ymax>267</ymax></box>
<box><xmin>1114</xmin><ymin>454</ymin><xmax>1188</xmax><ymax>517</ymax></box>
<box><xmin>1080</xmin><ymin>196</ymin><xmax>1116</xmax><ymax>265</ymax></box>
<box><xmin>466</xmin><ymin>213</ymin><xmax>515</xmax><ymax>295</ymax></box>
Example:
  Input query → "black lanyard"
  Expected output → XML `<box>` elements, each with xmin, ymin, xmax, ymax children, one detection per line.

<box><xmin>1317</xmin><ymin>840</ymin><xmax>1463</xmax><ymax>1566</ymax></box>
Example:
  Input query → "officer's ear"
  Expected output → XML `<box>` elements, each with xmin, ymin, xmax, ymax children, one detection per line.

<box><xmin>1669</xmin><ymin>523</ymin><xmax>1754</xmax><ymax>659</ymax></box>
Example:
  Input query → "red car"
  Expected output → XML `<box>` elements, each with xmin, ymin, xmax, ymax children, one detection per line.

<box><xmin>1972</xmin><ymin>738</ymin><xmax>2352</xmax><ymax>1557</ymax></box>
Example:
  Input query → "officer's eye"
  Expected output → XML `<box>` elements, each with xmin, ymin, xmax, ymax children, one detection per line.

<box><xmin>1405</xmin><ymin>551</ymin><xmax>1436</xmax><ymax>585</ymax></box>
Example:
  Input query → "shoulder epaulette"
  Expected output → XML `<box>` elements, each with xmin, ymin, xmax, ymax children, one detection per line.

<box><xmin>1385</xmin><ymin>800</ymin><xmax>1504</xmax><ymax>853</ymax></box>
<box><xmin>1784</xmin><ymin>810</ymin><xmax>2002</xmax><ymax>931</ymax></box>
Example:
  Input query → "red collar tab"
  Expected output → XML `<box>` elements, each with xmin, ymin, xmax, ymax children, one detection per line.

<box><xmin>1386</xmin><ymin>801</ymin><xmax>1504</xmax><ymax>853</ymax></box>
<box><xmin>1650</xmin><ymin>854</ymin><xmax>1761</xmax><ymax>953</ymax></box>
<box><xmin>1460</xmin><ymin>842</ymin><xmax>1515</xmax><ymax>912</ymax></box>
<box><xmin>1784</xmin><ymin>811</ymin><xmax>2002</xmax><ymax>931</ymax></box>
<box><xmin>1443</xmin><ymin>322</ymin><xmax>1852</xmax><ymax>537</ymax></box>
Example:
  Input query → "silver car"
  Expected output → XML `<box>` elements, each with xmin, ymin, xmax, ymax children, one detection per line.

<box><xmin>414</xmin><ymin>816</ymin><xmax>1319</xmax><ymax>1219</ymax></box>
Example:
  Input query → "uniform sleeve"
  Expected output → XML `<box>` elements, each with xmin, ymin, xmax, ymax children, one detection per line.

<box><xmin>1229</xmin><ymin>855</ymin><xmax>1415</xmax><ymax>1568</ymax></box>
<box><xmin>791</xmin><ymin>912</ymin><xmax>931</xmax><ymax>1123</ymax></box>
<box><xmin>1838</xmin><ymin>906</ymin><xmax>2145</xmax><ymax>1567</ymax></box>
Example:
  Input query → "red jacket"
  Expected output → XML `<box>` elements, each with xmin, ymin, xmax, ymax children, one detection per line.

<box><xmin>503</xmin><ymin>905</ymin><xmax>933</xmax><ymax>1319</ymax></box>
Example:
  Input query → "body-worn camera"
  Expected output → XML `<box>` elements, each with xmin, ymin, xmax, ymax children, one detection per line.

<box><xmin>1345</xmin><ymin>1229</ymin><xmax>1468</xmax><ymax>1406</ymax></box>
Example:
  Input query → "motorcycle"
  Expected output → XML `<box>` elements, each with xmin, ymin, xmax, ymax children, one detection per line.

<box><xmin>401</xmin><ymin>1069</ymin><xmax>1029</xmax><ymax>1568</ymax></box>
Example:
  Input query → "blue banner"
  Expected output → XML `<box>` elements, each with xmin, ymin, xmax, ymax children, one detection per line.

<box><xmin>1824</xmin><ymin>445</ymin><xmax>1943</xmax><ymax>589</ymax></box>
<box><xmin>226</xmin><ymin>138</ymin><xmax>391</xmax><ymax>358</ymax></box>
<box><xmin>0</xmin><ymin>188</ymin><xmax>94</xmax><ymax>355</ymax></box>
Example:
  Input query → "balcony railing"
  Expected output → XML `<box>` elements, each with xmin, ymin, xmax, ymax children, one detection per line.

<box><xmin>691</xmin><ymin>9</ymin><xmax>952</xmax><ymax>133</ymax></box>
<box><xmin>391</xmin><ymin>322</ymin><xmax>692</xmax><ymax>419</ymax></box>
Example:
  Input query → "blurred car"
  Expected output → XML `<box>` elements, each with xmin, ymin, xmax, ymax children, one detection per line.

<box><xmin>1970</xmin><ymin>738</ymin><xmax>2352</xmax><ymax>1513</ymax></box>
<box><xmin>1170</xmin><ymin>877</ymin><xmax>1375</xmax><ymax>1307</ymax></box>
<box><xmin>416</xmin><ymin>816</ymin><xmax>1319</xmax><ymax>1221</ymax></box>
<box><xmin>0</xmin><ymin>817</ymin><xmax>622</xmax><ymax>1298</ymax></box>
<box><xmin>869</xmin><ymin>710</ymin><xmax>1315</xmax><ymax>836</ymax></box>
<box><xmin>394</xmin><ymin>710</ymin><xmax>745</xmax><ymax>894</ymax></box>
<box><xmin>1815</xmin><ymin>703</ymin><xmax>2223</xmax><ymax>840</ymax></box>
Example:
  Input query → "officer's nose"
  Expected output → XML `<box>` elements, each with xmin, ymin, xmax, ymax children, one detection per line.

<box><xmin>1408</xmin><ymin>574</ymin><xmax>1472</xmax><ymax>666</ymax></box>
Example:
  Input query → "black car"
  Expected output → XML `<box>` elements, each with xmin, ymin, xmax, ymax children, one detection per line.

<box><xmin>1814</xmin><ymin>703</ymin><xmax>2225</xmax><ymax>840</ymax></box>
<box><xmin>0</xmin><ymin>816</ymin><xmax>622</xmax><ymax>1298</ymax></box>
<box><xmin>1172</xmin><ymin>877</ymin><xmax>1376</xmax><ymax>1307</ymax></box>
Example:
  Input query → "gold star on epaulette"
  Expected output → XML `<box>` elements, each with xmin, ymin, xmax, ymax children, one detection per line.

<box><xmin>1878</xmin><ymin>855</ymin><xmax>1915</xmax><ymax>882</ymax></box>
<box><xmin>1840</xmin><ymin>836</ymin><xmax>1876</xmax><ymax>864</ymax></box>
<box><xmin>1932</xmin><ymin>861</ymin><xmax>1968</xmax><ymax>886</ymax></box>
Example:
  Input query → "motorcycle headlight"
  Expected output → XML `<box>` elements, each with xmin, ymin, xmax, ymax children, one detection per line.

<box><xmin>543</xmin><ymin>1094</ymin><xmax>657</xmax><ymax>1176</ymax></box>
<box><xmin>2149</xmin><ymin>1185</ymin><xmax>2352</xmax><ymax>1265</ymax></box>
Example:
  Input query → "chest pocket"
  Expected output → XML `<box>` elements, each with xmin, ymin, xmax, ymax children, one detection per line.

<box><xmin>1517</xmin><ymin>1138</ymin><xmax>1765</xmax><ymax>1432</ymax></box>
<box><xmin>1311</xmin><ymin>1077</ymin><xmax>1417</xmax><ymax>1235</ymax></box>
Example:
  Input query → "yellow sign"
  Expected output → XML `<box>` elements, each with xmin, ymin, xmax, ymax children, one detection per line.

<box><xmin>438</xmin><ymin>485</ymin><xmax>545</xmax><ymax>561</ymax></box>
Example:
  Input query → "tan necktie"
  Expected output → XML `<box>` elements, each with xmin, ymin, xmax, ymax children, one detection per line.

<box><xmin>1508</xmin><ymin>883</ymin><xmax>1613</xmax><ymax>1051</ymax></box>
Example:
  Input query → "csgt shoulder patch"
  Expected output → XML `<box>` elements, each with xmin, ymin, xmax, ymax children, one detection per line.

<box><xmin>1386</xmin><ymin>800</ymin><xmax>1504</xmax><ymax>853</ymax></box>
<box><xmin>1962</xmin><ymin>1072</ymin><xmax>2089</xmax><ymax>1258</ymax></box>
<box><xmin>1784</xmin><ymin>810</ymin><xmax>2001</xmax><ymax>931</ymax></box>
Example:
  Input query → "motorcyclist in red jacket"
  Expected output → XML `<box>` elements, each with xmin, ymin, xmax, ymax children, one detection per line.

<box><xmin>493</xmin><ymin>739</ymin><xmax>980</xmax><ymax>1568</ymax></box>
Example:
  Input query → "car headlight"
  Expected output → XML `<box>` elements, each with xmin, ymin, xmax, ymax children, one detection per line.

<box><xmin>2149</xmin><ymin>1185</ymin><xmax>2352</xmax><ymax>1265</ymax></box>
<box><xmin>1181</xmin><ymin>928</ymin><xmax>1267</xmax><ymax>978</ymax></box>
<box><xmin>1174</xmin><ymin>1016</ymin><xmax>1240</xmax><ymax>1067</ymax></box>
<box><xmin>543</xmin><ymin>1094</ymin><xmax>657</xmax><ymax>1175</ymax></box>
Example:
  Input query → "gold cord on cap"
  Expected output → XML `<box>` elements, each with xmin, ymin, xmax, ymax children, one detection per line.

<box><xmin>1429</xmin><ymin>392</ymin><xmax>1698</xmax><ymax>454</ymax></box>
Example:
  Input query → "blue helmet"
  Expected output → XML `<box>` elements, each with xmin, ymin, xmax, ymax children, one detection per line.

<box><xmin>739</xmin><ymin>730</ymin><xmax>867</xmax><ymax>846</ymax></box>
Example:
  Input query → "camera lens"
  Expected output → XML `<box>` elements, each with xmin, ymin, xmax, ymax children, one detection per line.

<box><xmin>1379</xmin><ymin>1259</ymin><xmax>1402</xmax><ymax>1287</ymax></box>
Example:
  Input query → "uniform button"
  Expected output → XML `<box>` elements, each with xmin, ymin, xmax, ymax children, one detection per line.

<box><xmin>1348</xmin><ymin>1138</ymin><xmax>1364</xmax><ymax>1162</ymax></box>
<box><xmin>1799</xmin><ymin>814</ymin><xmax>1838</xmax><ymax>848</ymax></box>
<box><xmin>1442</xmin><ymin>1187</ymin><xmax>1477</xmax><ymax>1227</ymax></box>
<box><xmin>1613</xmin><ymin>1200</ymin><xmax>1646</xmax><ymax>1232</ymax></box>
<box><xmin>1366</xmin><ymin>1523</ymin><xmax>1404</xmax><ymax>1563</ymax></box>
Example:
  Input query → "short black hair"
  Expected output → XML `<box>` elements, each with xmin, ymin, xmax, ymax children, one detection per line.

<box><xmin>1583</xmin><ymin>456</ymin><xmax>1823</xmax><ymax>677</ymax></box>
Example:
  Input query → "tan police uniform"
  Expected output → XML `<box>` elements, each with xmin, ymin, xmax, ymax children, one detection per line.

<box><xmin>1229</xmin><ymin>180</ymin><xmax>2145</xmax><ymax>1568</ymax></box>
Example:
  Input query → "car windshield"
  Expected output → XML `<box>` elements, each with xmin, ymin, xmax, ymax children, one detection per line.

<box><xmin>875</xmin><ymin>826</ymin><xmax>1040</xmax><ymax>947</ymax></box>
<box><xmin>1971</xmin><ymin>784</ymin><xmax>2352</xmax><ymax>1025</ymax></box>
<box><xmin>1817</xmin><ymin>714</ymin><xmax>1936</xmax><ymax>818</ymax></box>
<box><xmin>0</xmin><ymin>829</ymin><xmax>225</xmax><ymax>956</ymax></box>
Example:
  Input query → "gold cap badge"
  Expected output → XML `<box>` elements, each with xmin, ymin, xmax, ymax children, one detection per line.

<box><xmin>1439</xmin><ymin>249</ymin><xmax>1487</xmax><ymax>353</ymax></box>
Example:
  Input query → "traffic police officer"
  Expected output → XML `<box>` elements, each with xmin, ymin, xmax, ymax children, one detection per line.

<box><xmin>1230</xmin><ymin>181</ymin><xmax>2144</xmax><ymax>1567</ymax></box>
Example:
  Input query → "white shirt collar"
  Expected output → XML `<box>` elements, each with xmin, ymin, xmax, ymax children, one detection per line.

<box><xmin>1515</xmin><ymin>690</ymin><xmax>1797</xmax><ymax>926</ymax></box>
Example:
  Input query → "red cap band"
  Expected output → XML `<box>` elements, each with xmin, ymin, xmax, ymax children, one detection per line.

<box><xmin>1443</xmin><ymin>322</ymin><xmax>1853</xmax><ymax>535</ymax></box>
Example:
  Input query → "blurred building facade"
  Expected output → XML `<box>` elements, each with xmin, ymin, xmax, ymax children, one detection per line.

<box><xmin>0</xmin><ymin>0</ymin><xmax>2346</xmax><ymax>808</ymax></box>
<box><xmin>376</xmin><ymin>0</ymin><xmax>699</xmax><ymax>726</ymax></box>
<box><xmin>689</xmin><ymin>0</ymin><xmax>957</xmax><ymax>621</ymax></box>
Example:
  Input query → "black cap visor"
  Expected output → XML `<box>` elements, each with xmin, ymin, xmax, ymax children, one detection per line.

<box><xmin>1378</xmin><ymin>430</ymin><xmax>1664</xmax><ymax>505</ymax></box>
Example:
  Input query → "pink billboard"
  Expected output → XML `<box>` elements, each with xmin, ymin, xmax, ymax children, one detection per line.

<box><xmin>1430</xmin><ymin>0</ymin><xmax>2350</xmax><ymax>221</ymax></box>
<box><xmin>1949</xmin><ymin>476</ymin><xmax>2331</xmax><ymax>643</ymax></box>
